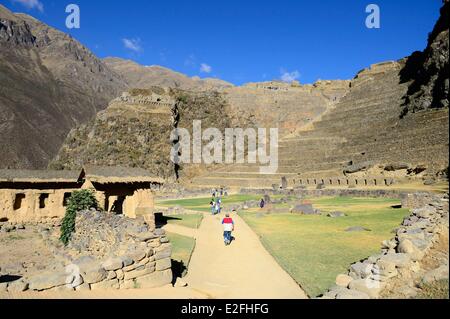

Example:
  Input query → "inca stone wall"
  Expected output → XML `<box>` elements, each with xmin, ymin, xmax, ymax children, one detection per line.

<box><xmin>0</xmin><ymin>209</ymin><xmax>173</xmax><ymax>293</ymax></box>
<box><xmin>321</xmin><ymin>192</ymin><xmax>449</xmax><ymax>299</ymax></box>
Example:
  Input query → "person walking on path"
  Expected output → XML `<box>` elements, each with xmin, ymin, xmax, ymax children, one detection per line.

<box><xmin>216</xmin><ymin>197</ymin><xmax>222</xmax><ymax>214</ymax></box>
<box><xmin>259</xmin><ymin>198</ymin><xmax>265</xmax><ymax>209</ymax></box>
<box><xmin>222</xmin><ymin>213</ymin><xmax>234</xmax><ymax>245</ymax></box>
<box><xmin>210</xmin><ymin>199</ymin><xmax>216</xmax><ymax>215</ymax></box>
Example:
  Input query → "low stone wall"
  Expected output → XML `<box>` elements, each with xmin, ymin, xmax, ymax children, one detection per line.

<box><xmin>295</xmin><ymin>177</ymin><xmax>395</xmax><ymax>188</ymax></box>
<box><xmin>321</xmin><ymin>192</ymin><xmax>449</xmax><ymax>299</ymax></box>
<box><xmin>240</xmin><ymin>187</ymin><xmax>407</xmax><ymax>199</ymax></box>
<box><xmin>0</xmin><ymin>210</ymin><xmax>173</xmax><ymax>293</ymax></box>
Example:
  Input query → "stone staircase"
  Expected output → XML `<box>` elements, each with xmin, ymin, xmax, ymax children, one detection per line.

<box><xmin>190</xmin><ymin>61</ymin><xmax>449</xmax><ymax>189</ymax></box>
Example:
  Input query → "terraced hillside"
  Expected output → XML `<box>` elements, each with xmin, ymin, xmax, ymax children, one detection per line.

<box><xmin>191</xmin><ymin>60</ymin><xmax>449</xmax><ymax>189</ymax></box>
<box><xmin>223</xmin><ymin>80</ymin><xmax>350</xmax><ymax>136</ymax></box>
<box><xmin>190</xmin><ymin>1</ymin><xmax>449</xmax><ymax>189</ymax></box>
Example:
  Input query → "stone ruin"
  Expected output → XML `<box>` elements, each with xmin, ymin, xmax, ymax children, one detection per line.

<box><xmin>0</xmin><ymin>208</ymin><xmax>173</xmax><ymax>293</ymax></box>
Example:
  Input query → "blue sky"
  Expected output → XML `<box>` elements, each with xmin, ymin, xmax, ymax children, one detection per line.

<box><xmin>1</xmin><ymin>0</ymin><xmax>443</xmax><ymax>85</ymax></box>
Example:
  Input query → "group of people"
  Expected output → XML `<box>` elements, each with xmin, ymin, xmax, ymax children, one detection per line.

<box><xmin>210</xmin><ymin>197</ymin><xmax>222</xmax><ymax>215</ymax></box>
<box><xmin>211</xmin><ymin>187</ymin><xmax>227</xmax><ymax>198</ymax></box>
<box><xmin>209</xmin><ymin>188</ymin><xmax>234</xmax><ymax>246</ymax></box>
<box><xmin>210</xmin><ymin>187</ymin><xmax>228</xmax><ymax>215</ymax></box>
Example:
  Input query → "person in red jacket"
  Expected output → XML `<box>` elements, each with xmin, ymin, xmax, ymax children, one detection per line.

<box><xmin>222</xmin><ymin>213</ymin><xmax>234</xmax><ymax>245</ymax></box>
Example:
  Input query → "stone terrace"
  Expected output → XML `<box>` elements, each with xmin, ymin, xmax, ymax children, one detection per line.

<box><xmin>191</xmin><ymin>61</ymin><xmax>449</xmax><ymax>189</ymax></box>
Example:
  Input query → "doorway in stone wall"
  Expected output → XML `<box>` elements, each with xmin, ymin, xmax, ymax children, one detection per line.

<box><xmin>110</xmin><ymin>195</ymin><xmax>126</xmax><ymax>215</ymax></box>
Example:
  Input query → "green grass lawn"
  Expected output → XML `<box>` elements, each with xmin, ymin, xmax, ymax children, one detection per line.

<box><xmin>164</xmin><ymin>213</ymin><xmax>204</xmax><ymax>229</ymax></box>
<box><xmin>240</xmin><ymin>196</ymin><xmax>410</xmax><ymax>297</ymax></box>
<box><xmin>166</xmin><ymin>232</ymin><xmax>196</xmax><ymax>278</ymax></box>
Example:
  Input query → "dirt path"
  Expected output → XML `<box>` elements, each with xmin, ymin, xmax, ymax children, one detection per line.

<box><xmin>0</xmin><ymin>285</ymin><xmax>209</xmax><ymax>299</ymax></box>
<box><xmin>181</xmin><ymin>212</ymin><xmax>308</xmax><ymax>299</ymax></box>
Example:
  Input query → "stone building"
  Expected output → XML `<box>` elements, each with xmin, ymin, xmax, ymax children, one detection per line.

<box><xmin>0</xmin><ymin>166</ymin><xmax>163</xmax><ymax>224</ymax></box>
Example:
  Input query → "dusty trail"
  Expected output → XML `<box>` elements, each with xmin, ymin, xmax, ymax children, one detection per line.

<box><xmin>182</xmin><ymin>212</ymin><xmax>308</xmax><ymax>299</ymax></box>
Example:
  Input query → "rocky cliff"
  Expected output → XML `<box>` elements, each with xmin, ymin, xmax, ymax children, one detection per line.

<box><xmin>400</xmin><ymin>0</ymin><xmax>449</xmax><ymax>116</ymax></box>
<box><xmin>0</xmin><ymin>4</ymin><xmax>126</xmax><ymax>169</ymax></box>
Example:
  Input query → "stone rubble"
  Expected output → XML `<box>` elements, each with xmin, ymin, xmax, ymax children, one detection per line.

<box><xmin>1</xmin><ymin>209</ymin><xmax>173</xmax><ymax>293</ymax></box>
<box><xmin>321</xmin><ymin>192</ymin><xmax>449</xmax><ymax>299</ymax></box>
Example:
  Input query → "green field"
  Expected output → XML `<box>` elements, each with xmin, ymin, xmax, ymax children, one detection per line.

<box><xmin>157</xmin><ymin>194</ymin><xmax>263</xmax><ymax>212</ymax></box>
<box><xmin>167</xmin><ymin>232</ymin><xmax>196</xmax><ymax>278</ymax></box>
<box><xmin>164</xmin><ymin>213</ymin><xmax>204</xmax><ymax>229</ymax></box>
<box><xmin>240</xmin><ymin>196</ymin><xmax>410</xmax><ymax>297</ymax></box>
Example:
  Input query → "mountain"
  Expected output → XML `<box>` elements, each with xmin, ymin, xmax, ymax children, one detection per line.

<box><xmin>0</xmin><ymin>4</ymin><xmax>126</xmax><ymax>169</ymax></box>
<box><xmin>104</xmin><ymin>57</ymin><xmax>234</xmax><ymax>91</ymax></box>
<box><xmin>400</xmin><ymin>0</ymin><xmax>449</xmax><ymax>116</ymax></box>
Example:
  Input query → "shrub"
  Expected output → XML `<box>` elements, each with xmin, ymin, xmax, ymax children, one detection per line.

<box><xmin>60</xmin><ymin>189</ymin><xmax>98</xmax><ymax>245</ymax></box>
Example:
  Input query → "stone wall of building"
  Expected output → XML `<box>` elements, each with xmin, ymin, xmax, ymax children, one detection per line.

<box><xmin>0</xmin><ymin>187</ymin><xmax>157</xmax><ymax>227</ymax></box>
<box><xmin>0</xmin><ymin>188</ymin><xmax>78</xmax><ymax>223</ymax></box>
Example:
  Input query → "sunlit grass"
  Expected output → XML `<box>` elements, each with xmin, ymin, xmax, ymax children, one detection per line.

<box><xmin>240</xmin><ymin>196</ymin><xmax>409</xmax><ymax>297</ymax></box>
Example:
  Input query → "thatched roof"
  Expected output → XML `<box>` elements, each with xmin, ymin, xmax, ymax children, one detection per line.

<box><xmin>0</xmin><ymin>169</ymin><xmax>82</xmax><ymax>183</ymax></box>
<box><xmin>82</xmin><ymin>165</ymin><xmax>164</xmax><ymax>184</ymax></box>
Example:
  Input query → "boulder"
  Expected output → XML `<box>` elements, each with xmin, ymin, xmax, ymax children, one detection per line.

<box><xmin>335</xmin><ymin>274</ymin><xmax>353</xmax><ymax>288</ymax></box>
<box><xmin>102</xmin><ymin>257</ymin><xmax>123</xmax><ymax>271</ymax></box>
<box><xmin>397</xmin><ymin>239</ymin><xmax>425</xmax><ymax>261</ymax></box>
<box><xmin>129</xmin><ymin>250</ymin><xmax>146</xmax><ymax>263</ymax></box>
<box><xmin>7</xmin><ymin>279</ymin><xmax>29</xmax><ymax>293</ymax></box>
<box><xmin>155</xmin><ymin>258</ymin><xmax>172</xmax><ymax>271</ymax></box>
<box><xmin>379</xmin><ymin>253</ymin><xmax>411</xmax><ymax>268</ymax></box>
<box><xmin>412</xmin><ymin>206</ymin><xmax>437</xmax><ymax>219</ymax></box>
<box><xmin>28</xmin><ymin>271</ymin><xmax>67</xmax><ymax>291</ymax></box>
<box><xmin>75</xmin><ymin>283</ymin><xmax>91</xmax><ymax>291</ymax></box>
<box><xmin>344</xmin><ymin>161</ymin><xmax>373</xmax><ymax>174</ymax></box>
<box><xmin>372</xmin><ymin>262</ymin><xmax>398</xmax><ymax>281</ymax></box>
<box><xmin>384</xmin><ymin>163</ymin><xmax>409</xmax><ymax>171</ymax></box>
<box><xmin>135</xmin><ymin>269</ymin><xmax>173</xmax><ymax>288</ymax></box>
<box><xmin>123</xmin><ymin>264</ymin><xmax>155</xmax><ymax>281</ymax></box>
<box><xmin>349</xmin><ymin>279</ymin><xmax>384</xmax><ymax>298</ymax></box>
<box><xmin>350</xmin><ymin>262</ymin><xmax>373</xmax><ymax>279</ymax></box>
<box><xmin>90</xmin><ymin>279</ymin><xmax>119</xmax><ymax>290</ymax></box>
<box><xmin>77</xmin><ymin>262</ymin><xmax>107</xmax><ymax>284</ymax></box>
<box><xmin>291</xmin><ymin>204</ymin><xmax>320</xmax><ymax>215</ymax></box>
<box><xmin>120</xmin><ymin>256</ymin><xmax>134</xmax><ymax>267</ymax></box>
<box><xmin>381</xmin><ymin>239</ymin><xmax>397</xmax><ymax>250</ymax></box>
<box><xmin>154</xmin><ymin>243</ymin><xmax>172</xmax><ymax>260</ymax></box>
<box><xmin>327</xmin><ymin>211</ymin><xmax>346</xmax><ymax>218</ymax></box>
<box><xmin>136</xmin><ymin>231</ymin><xmax>157</xmax><ymax>242</ymax></box>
